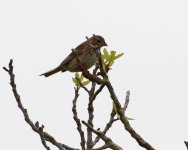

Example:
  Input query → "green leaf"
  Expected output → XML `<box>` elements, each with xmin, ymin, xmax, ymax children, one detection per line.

<box><xmin>103</xmin><ymin>48</ymin><xmax>110</xmax><ymax>60</ymax></box>
<box><xmin>80</xmin><ymin>74</ymin><xmax>84</xmax><ymax>82</ymax></box>
<box><xmin>127</xmin><ymin>117</ymin><xmax>134</xmax><ymax>120</ymax></box>
<box><xmin>108</xmin><ymin>60</ymin><xmax>114</xmax><ymax>67</ymax></box>
<box><xmin>110</xmin><ymin>51</ymin><xmax>116</xmax><ymax>61</ymax></box>
<box><xmin>72</xmin><ymin>77</ymin><xmax>80</xmax><ymax>88</ymax></box>
<box><xmin>101</xmin><ymin>54</ymin><xmax>105</xmax><ymax>63</ymax></box>
<box><xmin>82</xmin><ymin>80</ymin><xmax>90</xmax><ymax>86</ymax></box>
<box><xmin>72</xmin><ymin>78</ymin><xmax>77</xmax><ymax>84</ymax></box>
<box><xmin>114</xmin><ymin>53</ymin><xmax>124</xmax><ymax>60</ymax></box>
<box><xmin>75</xmin><ymin>72</ymin><xmax>80</xmax><ymax>78</ymax></box>
<box><xmin>104</xmin><ymin>60</ymin><xmax>108</xmax><ymax>64</ymax></box>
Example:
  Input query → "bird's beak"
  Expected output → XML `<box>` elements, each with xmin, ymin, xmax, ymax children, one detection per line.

<box><xmin>103</xmin><ymin>42</ymin><xmax>108</xmax><ymax>46</ymax></box>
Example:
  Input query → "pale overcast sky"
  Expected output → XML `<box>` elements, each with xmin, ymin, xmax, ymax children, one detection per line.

<box><xmin>1</xmin><ymin>0</ymin><xmax>188</xmax><ymax>149</ymax></box>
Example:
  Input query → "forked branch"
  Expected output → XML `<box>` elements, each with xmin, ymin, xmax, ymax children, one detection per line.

<box><xmin>82</xmin><ymin>121</ymin><xmax>123</xmax><ymax>150</ymax></box>
<box><xmin>4</xmin><ymin>58</ymin><xmax>156</xmax><ymax>150</ymax></box>
<box><xmin>3</xmin><ymin>59</ymin><xmax>78</xmax><ymax>150</ymax></box>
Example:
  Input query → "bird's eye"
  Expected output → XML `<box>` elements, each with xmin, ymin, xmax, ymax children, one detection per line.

<box><xmin>97</xmin><ymin>39</ymin><xmax>101</xmax><ymax>43</ymax></box>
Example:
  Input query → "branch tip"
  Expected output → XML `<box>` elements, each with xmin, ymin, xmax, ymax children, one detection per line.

<box><xmin>3</xmin><ymin>67</ymin><xmax>9</xmax><ymax>72</ymax></box>
<box><xmin>184</xmin><ymin>141</ymin><xmax>188</xmax><ymax>149</ymax></box>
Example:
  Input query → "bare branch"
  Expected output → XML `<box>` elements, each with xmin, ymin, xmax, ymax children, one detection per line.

<box><xmin>3</xmin><ymin>59</ymin><xmax>79</xmax><ymax>150</ymax></box>
<box><xmin>89</xmin><ymin>64</ymin><xmax>99</xmax><ymax>95</ymax></box>
<box><xmin>3</xmin><ymin>66</ymin><xmax>9</xmax><ymax>72</ymax></box>
<box><xmin>82</xmin><ymin>121</ymin><xmax>123</xmax><ymax>150</ymax></box>
<box><xmin>86</xmin><ymin>94</ymin><xmax>94</xmax><ymax>150</ymax></box>
<box><xmin>76</xmin><ymin>77</ymin><xmax>90</xmax><ymax>93</ymax></box>
<box><xmin>82</xmin><ymin>71</ymin><xmax>107</xmax><ymax>85</ymax></box>
<box><xmin>86</xmin><ymin>84</ymin><xmax>106</xmax><ymax>149</ymax></box>
<box><xmin>35</xmin><ymin>122</ymin><xmax>51</xmax><ymax>150</ymax></box>
<box><xmin>61</xmin><ymin>144</ymin><xmax>80</xmax><ymax>150</ymax></box>
<box><xmin>92</xmin><ymin>108</ymin><xmax>118</xmax><ymax>147</ymax></box>
<box><xmin>72</xmin><ymin>88</ymin><xmax>86</xmax><ymax>150</ymax></box>
<box><xmin>184</xmin><ymin>141</ymin><xmax>188</xmax><ymax>150</ymax></box>
<box><xmin>4</xmin><ymin>49</ymin><xmax>156</xmax><ymax>150</ymax></box>
<box><xmin>106</xmin><ymin>81</ymin><xmax>155</xmax><ymax>150</ymax></box>
<box><xmin>86</xmin><ymin>65</ymin><xmax>101</xmax><ymax>150</ymax></box>
<box><xmin>93</xmin><ymin>90</ymin><xmax>129</xmax><ymax>147</ymax></box>
<box><xmin>86</xmin><ymin>55</ymin><xmax>113</xmax><ymax>148</ymax></box>
<box><xmin>92</xmin><ymin>144</ymin><xmax>109</xmax><ymax>150</ymax></box>
<box><xmin>90</xmin><ymin>84</ymin><xmax>105</xmax><ymax>104</ymax></box>
<box><xmin>82</xmin><ymin>55</ymin><xmax>156</xmax><ymax>150</ymax></box>
<box><xmin>44</xmin><ymin>132</ymin><xmax>71</xmax><ymax>150</ymax></box>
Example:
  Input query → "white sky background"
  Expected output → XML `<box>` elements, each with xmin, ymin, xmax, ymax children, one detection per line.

<box><xmin>1</xmin><ymin>0</ymin><xmax>188</xmax><ymax>149</ymax></box>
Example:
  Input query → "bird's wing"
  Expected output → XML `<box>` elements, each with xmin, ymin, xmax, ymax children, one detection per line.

<box><xmin>58</xmin><ymin>41</ymin><xmax>89</xmax><ymax>67</ymax></box>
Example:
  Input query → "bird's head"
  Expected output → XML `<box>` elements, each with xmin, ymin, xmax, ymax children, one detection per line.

<box><xmin>89</xmin><ymin>34</ymin><xmax>108</xmax><ymax>48</ymax></box>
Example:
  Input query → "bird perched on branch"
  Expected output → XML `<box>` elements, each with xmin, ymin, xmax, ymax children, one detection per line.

<box><xmin>40</xmin><ymin>34</ymin><xmax>107</xmax><ymax>77</ymax></box>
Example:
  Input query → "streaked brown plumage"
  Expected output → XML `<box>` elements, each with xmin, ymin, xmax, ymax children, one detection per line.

<box><xmin>40</xmin><ymin>35</ymin><xmax>107</xmax><ymax>77</ymax></box>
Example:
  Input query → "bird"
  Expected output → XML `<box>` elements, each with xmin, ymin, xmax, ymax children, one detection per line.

<box><xmin>40</xmin><ymin>34</ymin><xmax>107</xmax><ymax>77</ymax></box>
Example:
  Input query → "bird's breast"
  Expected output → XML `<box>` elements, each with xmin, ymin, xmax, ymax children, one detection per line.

<box><xmin>81</xmin><ymin>48</ymin><xmax>100</xmax><ymax>69</ymax></box>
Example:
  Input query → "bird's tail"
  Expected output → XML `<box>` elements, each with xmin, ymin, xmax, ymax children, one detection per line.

<box><xmin>40</xmin><ymin>67</ymin><xmax>63</xmax><ymax>77</ymax></box>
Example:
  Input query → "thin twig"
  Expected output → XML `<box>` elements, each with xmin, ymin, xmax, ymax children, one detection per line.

<box><xmin>90</xmin><ymin>84</ymin><xmax>105</xmax><ymax>104</ymax></box>
<box><xmin>106</xmin><ymin>81</ymin><xmax>155</xmax><ymax>150</ymax></box>
<box><xmin>86</xmin><ymin>92</ymin><xmax>94</xmax><ymax>150</ymax></box>
<box><xmin>86</xmin><ymin>84</ymin><xmax>106</xmax><ymax>149</ymax></box>
<box><xmin>76</xmin><ymin>77</ymin><xmax>90</xmax><ymax>93</ymax></box>
<box><xmin>86</xmin><ymin>65</ymin><xmax>100</xmax><ymax>150</ymax></box>
<box><xmin>89</xmin><ymin>65</ymin><xmax>99</xmax><ymax>95</ymax></box>
<box><xmin>86</xmin><ymin>97</ymin><xmax>94</xmax><ymax>150</ymax></box>
<box><xmin>92</xmin><ymin>108</ymin><xmax>118</xmax><ymax>147</ymax></box>
<box><xmin>92</xmin><ymin>144</ymin><xmax>109</xmax><ymax>150</ymax></box>
<box><xmin>71</xmin><ymin>49</ymin><xmax>106</xmax><ymax>149</ymax></box>
<box><xmin>72</xmin><ymin>88</ymin><xmax>86</xmax><ymax>150</ymax></box>
<box><xmin>83</xmin><ymin>55</ymin><xmax>156</xmax><ymax>150</ymax></box>
<box><xmin>184</xmin><ymin>141</ymin><xmax>188</xmax><ymax>150</ymax></box>
<box><xmin>92</xmin><ymin>91</ymin><xmax>130</xmax><ymax>147</ymax></box>
<box><xmin>82</xmin><ymin>71</ymin><xmax>106</xmax><ymax>85</ymax></box>
<box><xmin>82</xmin><ymin>121</ymin><xmax>123</xmax><ymax>150</ymax></box>
<box><xmin>61</xmin><ymin>144</ymin><xmax>80</xmax><ymax>150</ymax></box>
<box><xmin>35</xmin><ymin>122</ymin><xmax>50</xmax><ymax>150</ymax></box>
<box><xmin>86</xmin><ymin>56</ymin><xmax>111</xmax><ymax>148</ymax></box>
